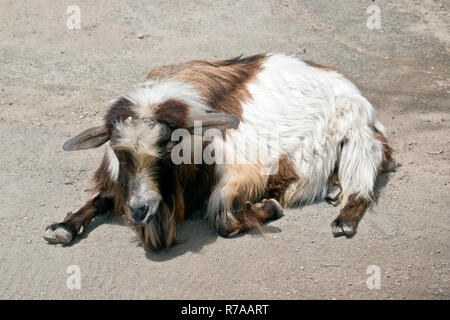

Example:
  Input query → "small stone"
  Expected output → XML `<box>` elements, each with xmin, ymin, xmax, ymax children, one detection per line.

<box><xmin>136</xmin><ymin>33</ymin><xmax>144</xmax><ymax>39</ymax></box>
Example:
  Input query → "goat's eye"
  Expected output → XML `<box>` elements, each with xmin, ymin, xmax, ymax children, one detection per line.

<box><xmin>125</xmin><ymin>116</ymin><xmax>134</xmax><ymax>125</ymax></box>
<box><xmin>143</xmin><ymin>118</ymin><xmax>154</xmax><ymax>126</ymax></box>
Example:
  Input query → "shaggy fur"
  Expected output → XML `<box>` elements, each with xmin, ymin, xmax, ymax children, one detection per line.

<box><xmin>44</xmin><ymin>53</ymin><xmax>393</xmax><ymax>250</ymax></box>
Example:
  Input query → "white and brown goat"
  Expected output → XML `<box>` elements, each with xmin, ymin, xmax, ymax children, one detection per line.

<box><xmin>44</xmin><ymin>53</ymin><xmax>393</xmax><ymax>250</ymax></box>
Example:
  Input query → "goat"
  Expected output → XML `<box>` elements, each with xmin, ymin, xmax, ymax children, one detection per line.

<box><xmin>44</xmin><ymin>53</ymin><xmax>393</xmax><ymax>251</ymax></box>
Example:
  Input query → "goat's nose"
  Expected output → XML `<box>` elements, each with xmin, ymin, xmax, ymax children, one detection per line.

<box><xmin>130</xmin><ymin>205</ymin><xmax>149</xmax><ymax>223</ymax></box>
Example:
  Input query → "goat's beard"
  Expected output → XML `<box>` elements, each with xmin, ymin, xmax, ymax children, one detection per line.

<box><xmin>130</xmin><ymin>202</ymin><xmax>176</xmax><ymax>251</ymax></box>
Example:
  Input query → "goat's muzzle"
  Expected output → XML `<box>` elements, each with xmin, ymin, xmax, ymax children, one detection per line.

<box><xmin>128</xmin><ymin>202</ymin><xmax>159</xmax><ymax>225</ymax></box>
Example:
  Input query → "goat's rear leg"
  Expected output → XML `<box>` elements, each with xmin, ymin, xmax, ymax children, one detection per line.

<box><xmin>331</xmin><ymin>195</ymin><xmax>369</xmax><ymax>237</ymax></box>
<box><xmin>326</xmin><ymin>169</ymin><xmax>342</xmax><ymax>207</ymax></box>
<box><xmin>215</xmin><ymin>198</ymin><xmax>284</xmax><ymax>237</ymax></box>
<box><xmin>44</xmin><ymin>193</ymin><xmax>114</xmax><ymax>244</ymax></box>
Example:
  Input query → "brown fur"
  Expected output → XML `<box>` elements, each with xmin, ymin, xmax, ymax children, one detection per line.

<box><xmin>374</xmin><ymin>128</ymin><xmax>394</xmax><ymax>173</ymax></box>
<box><xmin>91</xmin><ymin>153</ymin><xmax>116</xmax><ymax>194</ymax></box>
<box><xmin>147</xmin><ymin>55</ymin><xmax>266</xmax><ymax>121</ymax></box>
<box><xmin>114</xmin><ymin>150</ymin><xmax>136</xmax><ymax>215</ymax></box>
<box><xmin>333</xmin><ymin>194</ymin><xmax>369</xmax><ymax>231</ymax></box>
<box><xmin>265</xmin><ymin>155</ymin><xmax>299</xmax><ymax>200</ymax></box>
<box><xmin>328</xmin><ymin>168</ymin><xmax>340</xmax><ymax>189</ymax></box>
<box><xmin>215</xmin><ymin>197</ymin><xmax>283</xmax><ymax>237</ymax></box>
<box><xmin>153</xmin><ymin>99</ymin><xmax>190</xmax><ymax>128</ymax></box>
<box><xmin>146</xmin><ymin>64</ymin><xmax>178</xmax><ymax>79</ymax></box>
<box><xmin>210</xmin><ymin>154</ymin><xmax>299</xmax><ymax>237</ymax></box>
<box><xmin>51</xmin><ymin>55</ymin><xmax>388</xmax><ymax>249</ymax></box>
<box><xmin>170</xmin><ymin>163</ymin><xmax>217</xmax><ymax>223</ymax></box>
<box><xmin>304</xmin><ymin>60</ymin><xmax>339</xmax><ymax>72</ymax></box>
<box><xmin>127</xmin><ymin>160</ymin><xmax>218</xmax><ymax>250</ymax></box>
<box><xmin>132</xmin><ymin>202</ymin><xmax>176</xmax><ymax>251</ymax></box>
<box><xmin>90</xmin><ymin>150</ymin><xmax>134</xmax><ymax>218</ymax></box>
<box><xmin>46</xmin><ymin>150</ymin><xmax>123</xmax><ymax>242</ymax></box>
<box><xmin>46</xmin><ymin>191</ymin><xmax>115</xmax><ymax>239</ymax></box>
<box><xmin>104</xmin><ymin>97</ymin><xmax>137</xmax><ymax>135</ymax></box>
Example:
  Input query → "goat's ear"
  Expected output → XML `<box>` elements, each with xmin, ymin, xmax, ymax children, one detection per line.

<box><xmin>62</xmin><ymin>126</ymin><xmax>110</xmax><ymax>151</ymax></box>
<box><xmin>186</xmin><ymin>113</ymin><xmax>239</xmax><ymax>133</ymax></box>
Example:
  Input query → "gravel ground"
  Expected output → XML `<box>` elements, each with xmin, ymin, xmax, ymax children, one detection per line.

<box><xmin>0</xmin><ymin>0</ymin><xmax>449</xmax><ymax>299</ymax></box>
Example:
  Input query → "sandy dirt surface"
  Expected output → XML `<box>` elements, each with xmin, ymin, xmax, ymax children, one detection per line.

<box><xmin>0</xmin><ymin>0</ymin><xmax>449</xmax><ymax>299</ymax></box>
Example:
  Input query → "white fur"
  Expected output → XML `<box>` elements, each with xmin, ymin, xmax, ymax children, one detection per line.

<box><xmin>113</xmin><ymin>120</ymin><xmax>162</xmax><ymax>158</ymax></box>
<box><xmin>125</xmin><ymin>79</ymin><xmax>210</xmax><ymax>118</ymax></box>
<box><xmin>207</xmin><ymin>53</ymin><xmax>385</xmax><ymax>216</ymax></box>
<box><xmin>106</xmin><ymin>143</ymin><xmax>120</xmax><ymax>182</ymax></box>
<box><xmin>108</xmin><ymin>53</ymin><xmax>385</xmax><ymax>225</ymax></box>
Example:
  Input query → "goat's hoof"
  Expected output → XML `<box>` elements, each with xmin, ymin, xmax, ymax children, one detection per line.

<box><xmin>215</xmin><ymin>212</ymin><xmax>240</xmax><ymax>238</ymax></box>
<box><xmin>44</xmin><ymin>223</ymin><xmax>74</xmax><ymax>244</ymax></box>
<box><xmin>331</xmin><ymin>218</ymin><xmax>356</xmax><ymax>238</ymax></box>
<box><xmin>327</xmin><ymin>199</ymin><xmax>340</xmax><ymax>207</ymax></box>
<box><xmin>326</xmin><ymin>186</ymin><xmax>341</xmax><ymax>206</ymax></box>
<box><xmin>227</xmin><ymin>229</ymin><xmax>241</xmax><ymax>237</ymax></box>
<box><xmin>217</xmin><ymin>225</ymin><xmax>241</xmax><ymax>238</ymax></box>
<box><xmin>262</xmin><ymin>198</ymin><xmax>284</xmax><ymax>219</ymax></box>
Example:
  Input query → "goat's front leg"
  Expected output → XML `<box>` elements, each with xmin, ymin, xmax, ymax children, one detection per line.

<box><xmin>215</xmin><ymin>198</ymin><xmax>284</xmax><ymax>237</ymax></box>
<box><xmin>44</xmin><ymin>192</ymin><xmax>114</xmax><ymax>244</ymax></box>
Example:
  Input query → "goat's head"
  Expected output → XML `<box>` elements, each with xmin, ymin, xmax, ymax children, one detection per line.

<box><xmin>62</xmin><ymin>94</ymin><xmax>239</xmax><ymax>229</ymax></box>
